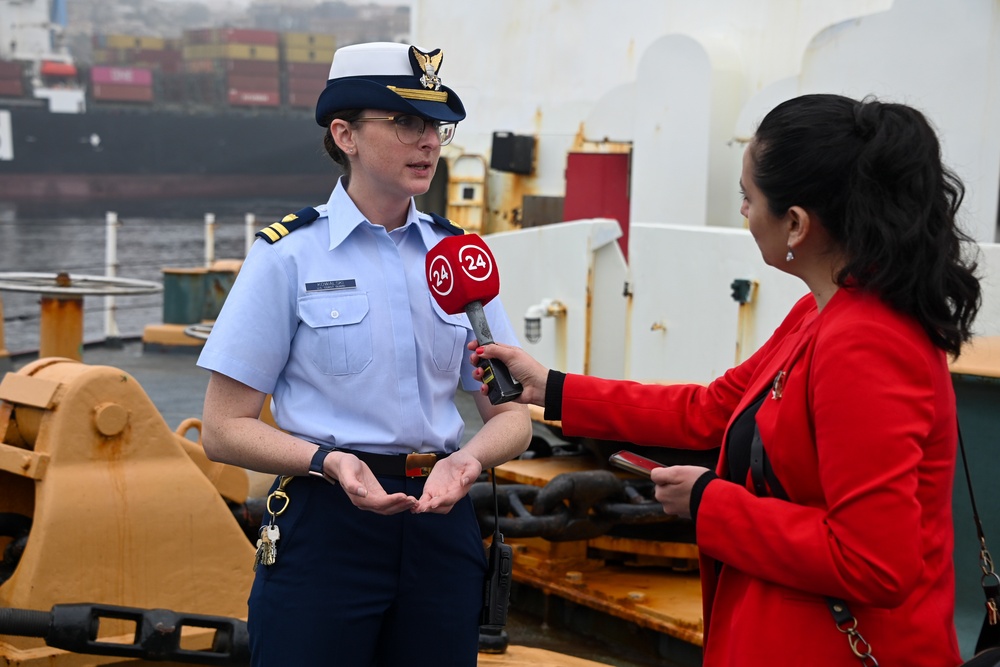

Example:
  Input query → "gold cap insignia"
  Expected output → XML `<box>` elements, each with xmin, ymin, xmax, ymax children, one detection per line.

<box><xmin>410</xmin><ymin>47</ymin><xmax>444</xmax><ymax>91</ymax></box>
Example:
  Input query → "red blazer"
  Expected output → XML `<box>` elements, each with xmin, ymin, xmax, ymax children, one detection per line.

<box><xmin>560</xmin><ymin>289</ymin><xmax>961</xmax><ymax>666</ymax></box>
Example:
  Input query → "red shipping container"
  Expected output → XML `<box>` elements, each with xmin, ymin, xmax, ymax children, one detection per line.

<box><xmin>287</xmin><ymin>90</ymin><xmax>315</xmax><ymax>108</ymax></box>
<box><xmin>91</xmin><ymin>66</ymin><xmax>153</xmax><ymax>86</ymax></box>
<box><xmin>92</xmin><ymin>83</ymin><xmax>154</xmax><ymax>103</ymax></box>
<box><xmin>0</xmin><ymin>60</ymin><xmax>23</xmax><ymax>78</ymax></box>
<box><xmin>222</xmin><ymin>59</ymin><xmax>279</xmax><ymax>77</ymax></box>
<box><xmin>226</xmin><ymin>74</ymin><xmax>279</xmax><ymax>91</ymax></box>
<box><xmin>285</xmin><ymin>61</ymin><xmax>330</xmax><ymax>78</ymax></box>
<box><xmin>0</xmin><ymin>79</ymin><xmax>24</xmax><ymax>96</ymax></box>
<box><xmin>287</xmin><ymin>76</ymin><xmax>323</xmax><ymax>94</ymax></box>
<box><xmin>131</xmin><ymin>51</ymin><xmax>182</xmax><ymax>74</ymax></box>
<box><xmin>228</xmin><ymin>89</ymin><xmax>280</xmax><ymax>107</ymax></box>
<box><xmin>157</xmin><ymin>60</ymin><xmax>182</xmax><ymax>75</ymax></box>
<box><xmin>130</xmin><ymin>48</ymin><xmax>182</xmax><ymax>67</ymax></box>
<box><xmin>218</xmin><ymin>28</ymin><xmax>279</xmax><ymax>46</ymax></box>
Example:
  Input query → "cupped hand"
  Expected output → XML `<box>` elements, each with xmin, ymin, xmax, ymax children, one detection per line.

<box><xmin>413</xmin><ymin>450</ymin><xmax>482</xmax><ymax>514</ymax></box>
<box><xmin>650</xmin><ymin>465</ymin><xmax>711</xmax><ymax>520</ymax></box>
<box><xmin>332</xmin><ymin>452</ymin><xmax>417</xmax><ymax>515</ymax></box>
<box><xmin>469</xmin><ymin>340</ymin><xmax>549</xmax><ymax>406</ymax></box>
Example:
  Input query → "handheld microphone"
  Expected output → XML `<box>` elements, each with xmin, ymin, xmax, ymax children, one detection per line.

<box><xmin>426</xmin><ymin>234</ymin><xmax>523</xmax><ymax>405</ymax></box>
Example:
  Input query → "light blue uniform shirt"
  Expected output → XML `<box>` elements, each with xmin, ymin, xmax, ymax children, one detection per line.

<box><xmin>197</xmin><ymin>179</ymin><xmax>520</xmax><ymax>455</ymax></box>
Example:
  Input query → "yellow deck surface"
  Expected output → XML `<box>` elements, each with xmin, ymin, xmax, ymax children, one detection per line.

<box><xmin>951</xmin><ymin>336</ymin><xmax>1000</xmax><ymax>378</ymax></box>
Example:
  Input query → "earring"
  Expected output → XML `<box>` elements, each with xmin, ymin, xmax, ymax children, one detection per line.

<box><xmin>786</xmin><ymin>247</ymin><xmax>795</xmax><ymax>262</ymax></box>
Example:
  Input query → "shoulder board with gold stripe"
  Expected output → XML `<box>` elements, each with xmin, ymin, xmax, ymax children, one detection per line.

<box><xmin>255</xmin><ymin>207</ymin><xmax>320</xmax><ymax>244</ymax></box>
<box><xmin>428</xmin><ymin>212</ymin><xmax>465</xmax><ymax>236</ymax></box>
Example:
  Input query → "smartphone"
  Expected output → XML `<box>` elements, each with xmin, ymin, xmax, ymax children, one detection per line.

<box><xmin>609</xmin><ymin>450</ymin><xmax>666</xmax><ymax>478</ymax></box>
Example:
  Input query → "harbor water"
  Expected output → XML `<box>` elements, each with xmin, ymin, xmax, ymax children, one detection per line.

<box><xmin>0</xmin><ymin>197</ymin><xmax>310</xmax><ymax>355</ymax></box>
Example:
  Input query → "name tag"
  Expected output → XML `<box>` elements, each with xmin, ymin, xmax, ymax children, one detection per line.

<box><xmin>305</xmin><ymin>279</ymin><xmax>357</xmax><ymax>292</ymax></box>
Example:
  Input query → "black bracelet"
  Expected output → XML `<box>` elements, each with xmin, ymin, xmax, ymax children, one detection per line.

<box><xmin>308</xmin><ymin>444</ymin><xmax>337</xmax><ymax>482</ymax></box>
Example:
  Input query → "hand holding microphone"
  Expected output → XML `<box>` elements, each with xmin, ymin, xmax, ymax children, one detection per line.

<box><xmin>425</xmin><ymin>234</ymin><xmax>523</xmax><ymax>405</ymax></box>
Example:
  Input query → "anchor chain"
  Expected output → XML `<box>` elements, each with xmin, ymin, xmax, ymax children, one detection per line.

<box><xmin>469</xmin><ymin>469</ymin><xmax>677</xmax><ymax>542</ymax></box>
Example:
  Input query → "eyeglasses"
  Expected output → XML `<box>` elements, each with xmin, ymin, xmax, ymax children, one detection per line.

<box><xmin>354</xmin><ymin>114</ymin><xmax>456</xmax><ymax>146</ymax></box>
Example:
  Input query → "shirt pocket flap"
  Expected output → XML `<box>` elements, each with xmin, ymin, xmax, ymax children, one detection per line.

<box><xmin>429</xmin><ymin>295</ymin><xmax>472</xmax><ymax>330</ymax></box>
<box><xmin>299</xmin><ymin>293</ymin><xmax>369</xmax><ymax>328</ymax></box>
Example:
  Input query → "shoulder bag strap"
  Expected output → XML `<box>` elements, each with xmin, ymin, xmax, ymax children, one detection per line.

<box><xmin>751</xmin><ymin>418</ymin><xmax>1000</xmax><ymax>664</ymax></box>
<box><xmin>750</xmin><ymin>424</ymin><xmax>878</xmax><ymax>664</ymax></box>
<box><xmin>958</xmin><ymin>423</ymin><xmax>1000</xmax><ymax>654</ymax></box>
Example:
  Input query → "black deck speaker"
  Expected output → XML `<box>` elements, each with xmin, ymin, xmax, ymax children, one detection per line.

<box><xmin>490</xmin><ymin>132</ymin><xmax>535</xmax><ymax>175</ymax></box>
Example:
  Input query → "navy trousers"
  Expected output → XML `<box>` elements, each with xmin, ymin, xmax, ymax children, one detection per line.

<box><xmin>247</xmin><ymin>475</ymin><xmax>486</xmax><ymax>666</ymax></box>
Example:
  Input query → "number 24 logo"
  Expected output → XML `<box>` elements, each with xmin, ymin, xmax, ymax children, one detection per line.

<box><xmin>432</xmin><ymin>262</ymin><xmax>450</xmax><ymax>287</ymax></box>
<box><xmin>464</xmin><ymin>252</ymin><xmax>487</xmax><ymax>273</ymax></box>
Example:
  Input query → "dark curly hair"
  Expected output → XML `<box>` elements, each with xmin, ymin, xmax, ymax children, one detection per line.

<box><xmin>321</xmin><ymin>108</ymin><xmax>364</xmax><ymax>181</ymax></box>
<box><xmin>749</xmin><ymin>94</ymin><xmax>981</xmax><ymax>356</ymax></box>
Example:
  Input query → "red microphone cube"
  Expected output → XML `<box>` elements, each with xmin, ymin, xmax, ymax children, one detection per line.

<box><xmin>426</xmin><ymin>234</ymin><xmax>500</xmax><ymax>315</ymax></box>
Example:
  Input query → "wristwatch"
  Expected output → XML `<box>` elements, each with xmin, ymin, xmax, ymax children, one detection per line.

<box><xmin>308</xmin><ymin>444</ymin><xmax>337</xmax><ymax>483</ymax></box>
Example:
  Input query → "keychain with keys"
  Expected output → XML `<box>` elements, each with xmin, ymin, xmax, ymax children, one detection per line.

<box><xmin>254</xmin><ymin>522</ymin><xmax>280</xmax><ymax>571</ymax></box>
<box><xmin>253</xmin><ymin>476</ymin><xmax>292</xmax><ymax>571</ymax></box>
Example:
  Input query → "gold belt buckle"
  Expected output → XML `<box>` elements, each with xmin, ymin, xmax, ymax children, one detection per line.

<box><xmin>405</xmin><ymin>453</ymin><xmax>438</xmax><ymax>477</ymax></box>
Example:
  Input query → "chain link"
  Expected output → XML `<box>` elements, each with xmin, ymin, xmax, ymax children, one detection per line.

<box><xmin>980</xmin><ymin>540</ymin><xmax>1000</xmax><ymax>626</ymax></box>
<box><xmin>980</xmin><ymin>539</ymin><xmax>996</xmax><ymax>579</ymax></box>
<box><xmin>835</xmin><ymin>616</ymin><xmax>879</xmax><ymax>666</ymax></box>
<box><xmin>470</xmin><ymin>470</ymin><xmax>677</xmax><ymax>542</ymax></box>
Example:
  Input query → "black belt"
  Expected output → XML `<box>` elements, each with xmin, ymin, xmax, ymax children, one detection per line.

<box><xmin>337</xmin><ymin>449</ymin><xmax>444</xmax><ymax>478</ymax></box>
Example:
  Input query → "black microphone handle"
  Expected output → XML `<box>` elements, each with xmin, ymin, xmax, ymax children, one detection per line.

<box><xmin>464</xmin><ymin>301</ymin><xmax>523</xmax><ymax>405</ymax></box>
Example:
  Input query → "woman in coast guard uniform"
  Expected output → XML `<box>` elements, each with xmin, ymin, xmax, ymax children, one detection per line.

<box><xmin>473</xmin><ymin>94</ymin><xmax>982</xmax><ymax>666</ymax></box>
<box><xmin>197</xmin><ymin>42</ymin><xmax>531</xmax><ymax>666</ymax></box>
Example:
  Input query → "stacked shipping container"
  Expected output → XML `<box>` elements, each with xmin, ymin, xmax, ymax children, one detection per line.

<box><xmin>282</xmin><ymin>32</ymin><xmax>335</xmax><ymax>110</ymax></box>
<box><xmin>182</xmin><ymin>28</ymin><xmax>281</xmax><ymax>108</ymax></box>
<box><xmin>92</xmin><ymin>35</ymin><xmax>183</xmax><ymax>74</ymax></box>
<box><xmin>285</xmin><ymin>61</ymin><xmax>328</xmax><ymax>109</ymax></box>
<box><xmin>92</xmin><ymin>34</ymin><xmax>183</xmax><ymax>104</ymax></box>
<box><xmin>0</xmin><ymin>60</ymin><xmax>23</xmax><ymax>97</ymax></box>
<box><xmin>90</xmin><ymin>66</ymin><xmax>154</xmax><ymax>103</ymax></box>
<box><xmin>81</xmin><ymin>30</ymin><xmax>336</xmax><ymax>111</ymax></box>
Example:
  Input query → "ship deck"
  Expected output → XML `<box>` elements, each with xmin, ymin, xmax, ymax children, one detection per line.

<box><xmin>7</xmin><ymin>335</ymin><xmax>999</xmax><ymax>665</ymax></box>
<box><xmin>3</xmin><ymin>340</ymin><xmax>683</xmax><ymax>667</ymax></box>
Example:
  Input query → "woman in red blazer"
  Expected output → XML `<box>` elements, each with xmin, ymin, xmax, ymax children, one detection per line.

<box><xmin>473</xmin><ymin>94</ymin><xmax>982</xmax><ymax>666</ymax></box>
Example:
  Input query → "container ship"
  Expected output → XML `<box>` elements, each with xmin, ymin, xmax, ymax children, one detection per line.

<box><xmin>0</xmin><ymin>0</ymin><xmax>339</xmax><ymax>202</ymax></box>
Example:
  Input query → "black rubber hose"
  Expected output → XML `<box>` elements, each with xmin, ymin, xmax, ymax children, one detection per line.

<box><xmin>0</xmin><ymin>607</ymin><xmax>51</xmax><ymax>637</ymax></box>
